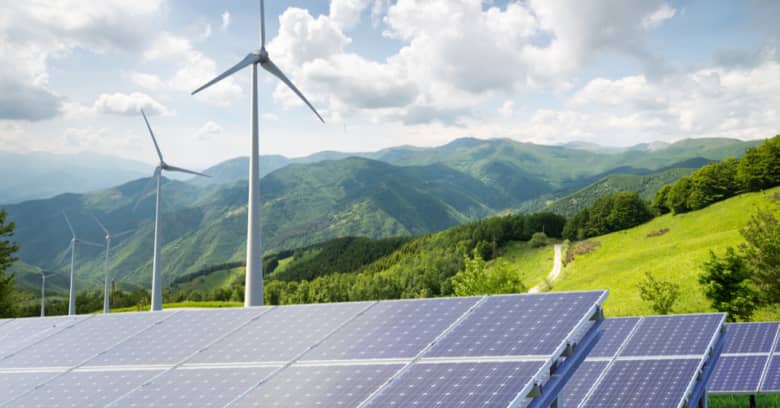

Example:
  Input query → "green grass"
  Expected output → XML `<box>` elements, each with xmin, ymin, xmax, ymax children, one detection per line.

<box><xmin>550</xmin><ymin>187</ymin><xmax>780</xmax><ymax>318</ymax></box>
<box><xmin>172</xmin><ymin>267</ymin><xmax>244</xmax><ymax>292</ymax></box>
<box><xmin>709</xmin><ymin>394</ymin><xmax>780</xmax><ymax>407</ymax></box>
<box><xmin>110</xmin><ymin>301</ymin><xmax>242</xmax><ymax>313</ymax></box>
<box><xmin>500</xmin><ymin>241</ymin><xmax>556</xmax><ymax>289</ymax></box>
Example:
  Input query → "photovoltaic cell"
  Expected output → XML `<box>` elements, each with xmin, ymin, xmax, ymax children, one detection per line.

<box><xmin>10</xmin><ymin>369</ymin><xmax>162</xmax><ymax>408</ymax></box>
<box><xmin>426</xmin><ymin>291</ymin><xmax>604</xmax><ymax>357</ymax></box>
<box><xmin>86</xmin><ymin>308</ymin><xmax>266</xmax><ymax>366</ymax></box>
<box><xmin>0</xmin><ymin>312</ymin><xmax>169</xmax><ymax>368</ymax></box>
<box><xmin>709</xmin><ymin>356</ymin><xmax>767</xmax><ymax>393</ymax></box>
<box><xmin>0</xmin><ymin>315</ymin><xmax>86</xmax><ymax>359</ymax></box>
<box><xmin>588</xmin><ymin>317</ymin><xmax>640</xmax><ymax>357</ymax></box>
<box><xmin>302</xmin><ymin>297</ymin><xmax>479</xmax><ymax>361</ymax></box>
<box><xmin>366</xmin><ymin>361</ymin><xmax>544</xmax><ymax>407</ymax></box>
<box><xmin>760</xmin><ymin>356</ymin><xmax>780</xmax><ymax>392</ymax></box>
<box><xmin>723</xmin><ymin>322</ymin><xmax>779</xmax><ymax>354</ymax></box>
<box><xmin>114</xmin><ymin>366</ymin><xmax>278</xmax><ymax>407</ymax></box>
<box><xmin>581</xmin><ymin>359</ymin><xmax>701</xmax><ymax>408</ymax></box>
<box><xmin>0</xmin><ymin>318</ymin><xmax>13</xmax><ymax>328</ymax></box>
<box><xmin>189</xmin><ymin>302</ymin><xmax>369</xmax><ymax>364</ymax></box>
<box><xmin>0</xmin><ymin>372</ymin><xmax>59</xmax><ymax>405</ymax></box>
<box><xmin>620</xmin><ymin>314</ymin><xmax>723</xmax><ymax>356</ymax></box>
<box><xmin>561</xmin><ymin>361</ymin><xmax>608</xmax><ymax>407</ymax></box>
<box><xmin>237</xmin><ymin>364</ymin><xmax>402</xmax><ymax>407</ymax></box>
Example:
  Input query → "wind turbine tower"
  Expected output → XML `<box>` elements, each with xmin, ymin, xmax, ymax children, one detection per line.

<box><xmin>39</xmin><ymin>271</ymin><xmax>54</xmax><ymax>317</ymax></box>
<box><xmin>62</xmin><ymin>212</ymin><xmax>102</xmax><ymax>315</ymax></box>
<box><xmin>93</xmin><ymin>215</ymin><xmax>133</xmax><ymax>314</ymax></box>
<box><xmin>192</xmin><ymin>0</ymin><xmax>324</xmax><ymax>306</ymax></box>
<box><xmin>140</xmin><ymin>110</ymin><xmax>209</xmax><ymax>311</ymax></box>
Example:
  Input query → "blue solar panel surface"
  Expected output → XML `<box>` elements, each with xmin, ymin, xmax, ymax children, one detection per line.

<box><xmin>0</xmin><ymin>315</ymin><xmax>85</xmax><ymax>358</ymax></box>
<box><xmin>620</xmin><ymin>314</ymin><xmax>723</xmax><ymax>356</ymax></box>
<box><xmin>426</xmin><ymin>291</ymin><xmax>604</xmax><ymax>357</ymax></box>
<box><xmin>189</xmin><ymin>302</ymin><xmax>368</xmax><ymax>364</ymax></box>
<box><xmin>302</xmin><ymin>297</ymin><xmax>479</xmax><ymax>361</ymax></box>
<box><xmin>582</xmin><ymin>359</ymin><xmax>701</xmax><ymax>408</ymax></box>
<box><xmin>723</xmin><ymin>322</ymin><xmax>779</xmax><ymax>354</ymax></box>
<box><xmin>87</xmin><ymin>308</ymin><xmax>265</xmax><ymax>366</ymax></box>
<box><xmin>237</xmin><ymin>364</ymin><xmax>402</xmax><ymax>407</ymax></box>
<box><xmin>11</xmin><ymin>369</ymin><xmax>162</xmax><ymax>408</ymax></box>
<box><xmin>366</xmin><ymin>361</ymin><xmax>544</xmax><ymax>407</ymax></box>
<box><xmin>0</xmin><ymin>312</ymin><xmax>168</xmax><ymax>368</ymax></box>
<box><xmin>0</xmin><ymin>372</ymin><xmax>58</xmax><ymax>405</ymax></box>
<box><xmin>710</xmin><ymin>356</ymin><xmax>767</xmax><ymax>393</ymax></box>
<box><xmin>115</xmin><ymin>366</ymin><xmax>278</xmax><ymax>407</ymax></box>
<box><xmin>588</xmin><ymin>317</ymin><xmax>639</xmax><ymax>357</ymax></box>
<box><xmin>561</xmin><ymin>361</ymin><xmax>608</xmax><ymax>407</ymax></box>
<box><xmin>761</xmin><ymin>357</ymin><xmax>780</xmax><ymax>392</ymax></box>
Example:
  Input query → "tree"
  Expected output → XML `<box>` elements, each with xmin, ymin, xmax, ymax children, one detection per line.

<box><xmin>740</xmin><ymin>210</ymin><xmax>780</xmax><ymax>302</ymax></box>
<box><xmin>0</xmin><ymin>209</ymin><xmax>19</xmax><ymax>318</ymax></box>
<box><xmin>529</xmin><ymin>232</ymin><xmax>548</xmax><ymax>248</ymax></box>
<box><xmin>666</xmin><ymin>177</ymin><xmax>692</xmax><ymax>214</ymax></box>
<box><xmin>637</xmin><ymin>272</ymin><xmax>680</xmax><ymax>314</ymax></box>
<box><xmin>452</xmin><ymin>252</ymin><xmax>527</xmax><ymax>296</ymax></box>
<box><xmin>700</xmin><ymin>248</ymin><xmax>758</xmax><ymax>321</ymax></box>
<box><xmin>652</xmin><ymin>185</ymin><xmax>672</xmax><ymax>215</ymax></box>
<box><xmin>687</xmin><ymin>159</ymin><xmax>739</xmax><ymax>210</ymax></box>
<box><xmin>736</xmin><ymin>136</ymin><xmax>780</xmax><ymax>191</ymax></box>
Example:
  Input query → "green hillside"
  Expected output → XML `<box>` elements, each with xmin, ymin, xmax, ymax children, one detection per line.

<box><xmin>549</xmin><ymin>186</ymin><xmax>780</xmax><ymax>318</ymax></box>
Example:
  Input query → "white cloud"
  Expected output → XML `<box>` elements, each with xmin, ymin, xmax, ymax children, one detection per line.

<box><xmin>128</xmin><ymin>71</ymin><xmax>165</xmax><ymax>90</ymax></box>
<box><xmin>262</xmin><ymin>113</ymin><xmax>279</xmax><ymax>121</ymax></box>
<box><xmin>93</xmin><ymin>92</ymin><xmax>169</xmax><ymax>116</ymax></box>
<box><xmin>201</xmin><ymin>23</ymin><xmax>212</xmax><ymax>40</ymax></box>
<box><xmin>195</xmin><ymin>121</ymin><xmax>222</xmax><ymax>141</ymax></box>
<box><xmin>330</xmin><ymin>0</ymin><xmax>371</xmax><ymax>30</ymax></box>
<box><xmin>642</xmin><ymin>3</ymin><xmax>677</xmax><ymax>29</ymax></box>
<box><xmin>221</xmin><ymin>11</ymin><xmax>231</xmax><ymax>31</ymax></box>
<box><xmin>498</xmin><ymin>100</ymin><xmax>514</xmax><ymax>117</ymax></box>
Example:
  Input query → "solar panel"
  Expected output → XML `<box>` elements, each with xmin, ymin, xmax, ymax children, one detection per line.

<box><xmin>620</xmin><ymin>314</ymin><xmax>723</xmax><ymax>356</ymax></box>
<box><xmin>582</xmin><ymin>359</ymin><xmax>702</xmax><ymax>408</ymax></box>
<box><xmin>366</xmin><ymin>361</ymin><xmax>544</xmax><ymax>407</ymax></box>
<box><xmin>426</xmin><ymin>291</ymin><xmax>605</xmax><ymax>357</ymax></box>
<box><xmin>570</xmin><ymin>314</ymin><xmax>724</xmax><ymax>408</ymax></box>
<box><xmin>113</xmin><ymin>366</ymin><xmax>279</xmax><ymax>407</ymax></box>
<box><xmin>86</xmin><ymin>308</ymin><xmax>267</xmax><ymax>367</ymax></box>
<box><xmin>237</xmin><ymin>364</ymin><xmax>403</xmax><ymax>407</ymax></box>
<box><xmin>0</xmin><ymin>372</ymin><xmax>58</xmax><ymax>405</ymax></box>
<box><xmin>724</xmin><ymin>322</ymin><xmax>779</xmax><ymax>354</ymax></box>
<box><xmin>760</xmin><ymin>357</ymin><xmax>780</xmax><ymax>392</ymax></box>
<box><xmin>0</xmin><ymin>318</ymin><xmax>14</xmax><ymax>328</ymax></box>
<box><xmin>189</xmin><ymin>302</ymin><xmax>370</xmax><ymax>365</ymax></box>
<box><xmin>710</xmin><ymin>356</ymin><xmax>767</xmax><ymax>393</ymax></box>
<box><xmin>0</xmin><ymin>315</ymin><xmax>86</xmax><ymax>358</ymax></box>
<box><xmin>562</xmin><ymin>361</ymin><xmax>608</xmax><ymax>407</ymax></box>
<box><xmin>9</xmin><ymin>369</ymin><xmax>162</xmax><ymax>408</ymax></box>
<box><xmin>0</xmin><ymin>312</ymin><xmax>171</xmax><ymax>369</ymax></box>
<box><xmin>301</xmin><ymin>297</ymin><xmax>479</xmax><ymax>361</ymax></box>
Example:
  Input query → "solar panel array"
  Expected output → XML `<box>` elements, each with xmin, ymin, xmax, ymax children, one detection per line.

<box><xmin>709</xmin><ymin>322</ymin><xmax>780</xmax><ymax>394</ymax></box>
<box><xmin>0</xmin><ymin>291</ymin><xmax>606</xmax><ymax>408</ymax></box>
<box><xmin>563</xmin><ymin>314</ymin><xmax>725</xmax><ymax>408</ymax></box>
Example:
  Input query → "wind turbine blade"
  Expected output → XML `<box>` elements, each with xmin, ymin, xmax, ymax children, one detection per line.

<box><xmin>165</xmin><ymin>165</ymin><xmax>210</xmax><ymax>178</ymax></box>
<box><xmin>62</xmin><ymin>212</ymin><xmax>76</xmax><ymax>238</ymax></box>
<box><xmin>114</xmin><ymin>229</ymin><xmax>136</xmax><ymax>238</ymax></box>
<box><xmin>55</xmin><ymin>244</ymin><xmax>72</xmax><ymax>264</ymax></box>
<box><xmin>141</xmin><ymin>109</ymin><xmax>165</xmax><ymax>163</ymax></box>
<box><xmin>261</xmin><ymin>59</ymin><xmax>325</xmax><ymax>123</ymax></box>
<box><xmin>192</xmin><ymin>53</ymin><xmax>259</xmax><ymax>95</ymax></box>
<box><xmin>92</xmin><ymin>214</ymin><xmax>109</xmax><ymax>235</ymax></box>
<box><xmin>260</xmin><ymin>0</ymin><xmax>266</xmax><ymax>47</ymax></box>
<box><xmin>79</xmin><ymin>240</ymin><xmax>104</xmax><ymax>248</ymax></box>
<box><xmin>133</xmin><ymin>167</ymin><xmax>161</xmax><ymax>211</ymax></box>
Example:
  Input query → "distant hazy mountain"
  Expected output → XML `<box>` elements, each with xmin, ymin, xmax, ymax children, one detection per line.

<box><xmin>0</xmin><ymin>151</ymin><xmax>151</xmax><ymax>204</ymax></box>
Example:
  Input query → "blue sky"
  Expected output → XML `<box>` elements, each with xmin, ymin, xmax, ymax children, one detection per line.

<box><xmin>0</xmin><ymin>0</ymin><xmax>778</xmax><ymax>168</ymax></box>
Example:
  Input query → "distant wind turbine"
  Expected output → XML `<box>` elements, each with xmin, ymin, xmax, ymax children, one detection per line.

<box><xmin>62</xmin><ymin>212</ymin><xmax>103</xmax><ymax>315</ymax></box>
<box><xmin>39</xmin><ymin>270</ymin><xmax>55</xmax><ymax>317</ymax></box>
<box><xmin>140</xmin><ymin>109</ymin><xmax>209</xmax><ymax>311</ymax></box>
<box><xmin>93</xmin><ymin>215</ymin><xmax>134</xmax><ymax>314</ymax></box>
<box><xmin>191</xmin><ymin>0</ymin><xmax>324</xmax><ymax>306</ymax></box>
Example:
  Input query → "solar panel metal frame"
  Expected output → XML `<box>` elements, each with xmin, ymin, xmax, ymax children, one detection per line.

<box><xmin>573</xmin><ymin>313</ymin><xmax>726</xmax><ymax>408</ymax></box>
<box><xmin>708</xmin><ymin>322</ymin><xmax>780</xmax><ymax>396</ymax></box>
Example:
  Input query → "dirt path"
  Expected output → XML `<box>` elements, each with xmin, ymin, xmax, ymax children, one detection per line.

<box><xmin>528</xmin><ymin>244</ymin><xmax>563</xmax><ymax>293</ymax></box>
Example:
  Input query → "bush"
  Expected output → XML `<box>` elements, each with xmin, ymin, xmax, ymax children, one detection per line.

<box><xmin>637</xmin><ymin>272</ymin><xmax>680</xmax><ymax>314</ymax></box>
<box><xmin>700</xmin><ymin>248</ymin><xmax>758</xmax><ymax>322</ymax></box>
<box><xmin>452</xmin><ymin>252</ymin><xmax>527</xmax><ymax>296</ymax></box>
<box><xmin>529</xmin><ymin>232</ymin><xmax>548</xmax><ymax>248</ymax></box>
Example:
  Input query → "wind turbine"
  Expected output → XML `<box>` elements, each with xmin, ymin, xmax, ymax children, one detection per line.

<box><xmin>140</xmin><ymin>109</ymin><xmax>209</xmax><ymax>311</ymax></box>
<box><xmin>93</xmin><ymin>215</ymin><xmax>134</xmax><ymax>314</ymax></box>
<box><xmin>39</xmin><ymin>270</ymin><xmax>55</xmax><ymax>317</ymax></box>
<box><xmin>62</xmin><ymin>212</ymin><xmax>103</xmax><ymax>315</ymax></box>
<box><xmin>191</xmin><ymin>0</ymin><xmax>324</xmax><ymax>306</ymax></box>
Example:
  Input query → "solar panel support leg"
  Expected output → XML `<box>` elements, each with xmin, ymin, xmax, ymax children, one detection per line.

<box><xmin>749</xmin><ymin>394</ymin><xmax>756</xmax><ymax>408</ymax></box>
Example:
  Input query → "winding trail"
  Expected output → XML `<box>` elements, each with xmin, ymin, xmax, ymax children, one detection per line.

<box><xmin>528</xmin><ymin>243</ymin><xmax>563</xmax><ymax>293</ymax></box>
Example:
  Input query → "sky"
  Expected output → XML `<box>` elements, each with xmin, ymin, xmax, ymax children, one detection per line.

<box><xmin>0</xmin><ymin>0</ymin><xmax>778</xmax><ymax>168</ymax></box>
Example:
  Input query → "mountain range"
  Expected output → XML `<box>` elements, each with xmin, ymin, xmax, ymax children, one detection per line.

<box><xmin>2</xmin><ymin>137</ymin><xmax>760</xmax><ymax>293</ymax></box>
